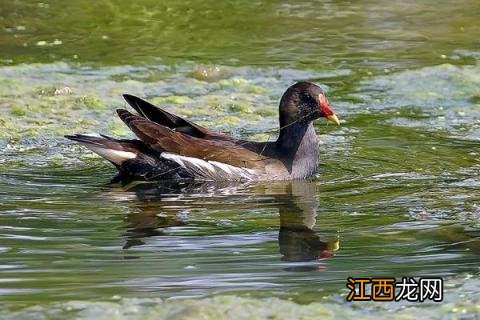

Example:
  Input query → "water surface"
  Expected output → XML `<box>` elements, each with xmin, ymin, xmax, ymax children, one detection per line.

<box><xmin>1</xmin><ymin>0</ymin><xmax>480</xmax><ymax>319</ymax></box>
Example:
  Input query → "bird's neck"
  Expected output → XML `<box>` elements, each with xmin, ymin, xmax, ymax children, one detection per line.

<box><xmin>276</xmin><ymin>122</ymin><xmax>319</xmax><ymax>175</ymax></box>
<box><xmin>277</xmin><ymin>121</ymin><xmax>311</xmax><ymax>150</ymax></box>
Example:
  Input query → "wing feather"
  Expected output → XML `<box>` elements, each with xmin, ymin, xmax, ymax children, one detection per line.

<box><xmin>117</xmin><ymin>109</ymin><xmax>270</xmax><ymax>169</ymax></box>
<box><xmin>122</xmin><ymin>94</ymin><xmax>229</xmax><ymax>140</ymax></box>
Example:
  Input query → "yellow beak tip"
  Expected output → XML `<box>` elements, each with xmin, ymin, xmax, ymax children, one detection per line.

<box><xmin>327</xmin><ymin>114</ymin><xmax>340</xmax><ymax>125</ymax></box>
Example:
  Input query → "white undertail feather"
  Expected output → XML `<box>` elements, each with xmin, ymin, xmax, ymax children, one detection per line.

<box><xmin>82</xmin><ymin>145</ymin><xmax>137</xmax><ymax>165</ymax></box>
<box><xmin>161</xmin><ymin>152</ymin><xmax>256</xmax><ymax>181</ymax></box>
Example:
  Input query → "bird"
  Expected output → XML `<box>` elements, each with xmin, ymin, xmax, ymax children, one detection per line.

<box><xmin>65</xmin><ymin>81</ymin><xmax>340</xmax><ymax>182</ymax></box>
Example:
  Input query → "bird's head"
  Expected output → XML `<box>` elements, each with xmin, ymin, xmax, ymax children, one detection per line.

<box><xmin>279</xmin><ymin>81</ymin><xmax>340</xmax><ymax>127</ymax></box>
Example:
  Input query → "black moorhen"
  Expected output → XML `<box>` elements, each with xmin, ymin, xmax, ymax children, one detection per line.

<box><xmin>66</xmin><ymin>81</ymin><xmax>340</xmax><ymax>181</ymax></box>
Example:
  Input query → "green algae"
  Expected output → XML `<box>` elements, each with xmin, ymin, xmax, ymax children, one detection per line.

<box><xmin>255</xmin><ymin>108</ymin><xmax>276</xmax><ymax>117</ymax></box>
<box><xmin>3</xmin><ymin>286</ymin><xmax>480</xmax><ymax>320</ymax></box>
<box><xmin>10</xmin><ymin>105</ymin><xmax>27</xmax><ymax>117</ymax></box>
<box><xmin>106</xmin><ymin>122</ymin><xmax>131</xmax><ymax>137</ymax></box>
<box><xmin>219</xmin><ymin>78</ymin><xmax>249</xmax><ymax>88</ymax></box>
<box><xmin>206</xmin><ymin>95</ymin><xmax>221</xmax><ymax>107</ymax></box>
<box><xmin>229</xmin><ymin>103</ymin><xmax>253</xmax><ymax>114</ymax></box>
<box><xmin>218</xmin><ymin>79</ymin><xmax>268</xmax><ymax>95</ymax></box>
<box><xmin>35</xmin><ymin>86</ymin><xmax>58</xmax><ymax>96</ymax></box>
<box><xmin>75</xmin><ymin>95</ymin><xmax>105</xmax><ymax>112</ymax></box>
<box><xmin>191</xmin><ymin>65</ymin><xmax>230</xmax><ymax>82</ymax></box>
<box><xmin>2</xmin><ymin>61</ymin><xmax>480</xmax><ymax>151</ymax></box>
<box><xmin>0</xmin><ymin>63</ymin><xmax>293</xmax><ymax>152</ymax></box>
<box><xmin>49</xmin><ymin>153</ymin><xmax>66</xmax><ymax>167</ymax></box>
<box><xmin>215</xmin><ymin>115</ymin><xmax>241</xmax><ymax>126</ymax></box>
<box><xmin>151</xmin><ymin>95</ymin><xmax>194</xmax><ymax>105</ymax></box>
<box><xmin>245</xmin><ymin>85</ymin><xmax>268</xmax><ymax>94</ymax></box>
<box><xmin>249</xmin><ymin>133</ymin><xmax>271</xmax><ymax>141</ymax></box>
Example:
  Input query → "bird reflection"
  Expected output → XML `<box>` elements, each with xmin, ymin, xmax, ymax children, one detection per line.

<box><xmin>106</xmin><ymin>180</ymin><xmax>339</xmax><ymax>262</ymax></box>
<box><xmin>277</xmin><ymin>182</ymin><xmax>338</xmax><ymax>262</ymax></box>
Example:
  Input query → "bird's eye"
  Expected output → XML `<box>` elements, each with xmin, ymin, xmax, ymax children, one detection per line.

<box><xmin>301</xmin><ymin>93</ymin><xmax>316</xmax><ymax>106</ymax></box>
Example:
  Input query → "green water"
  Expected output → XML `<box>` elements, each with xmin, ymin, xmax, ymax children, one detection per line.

<box><xmin>1</xmin><ymin>1</ymin><xmax>480</xmax><ymax>319</ymax></box>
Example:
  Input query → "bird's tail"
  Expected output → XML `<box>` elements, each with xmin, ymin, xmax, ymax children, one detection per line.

<box><xmin>65</xmin><ymin>134</ymin><xmax>139</xmax><ymax>165</ymax></box>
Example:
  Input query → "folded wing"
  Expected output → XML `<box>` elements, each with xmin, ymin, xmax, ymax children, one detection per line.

<box><xmin>117</xmin><ymin>109</ymin><xmax>269</xmax><ymax>169</ymax></box>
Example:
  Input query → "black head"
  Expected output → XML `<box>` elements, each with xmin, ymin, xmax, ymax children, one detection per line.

<box><xmin>278</xmin><ymin>81</ymin><xmax>339</xmax><ymax>127</ymax></box>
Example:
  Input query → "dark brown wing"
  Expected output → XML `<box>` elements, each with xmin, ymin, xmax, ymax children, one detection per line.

<box><xmin>122</xmin><ymin>94</ymin><xmax>231</xmax><ymax>140</ymax></box>
<box><xmin>117</xmin><ymin>109</ymin><xmax>270</xmax><ymax>169</ymax></box>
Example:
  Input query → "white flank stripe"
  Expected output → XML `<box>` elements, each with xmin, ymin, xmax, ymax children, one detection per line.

<box><xmin>161</xmin><ymin>153</ymin><xmax>255</xmax><ymax>181</ymax></box>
